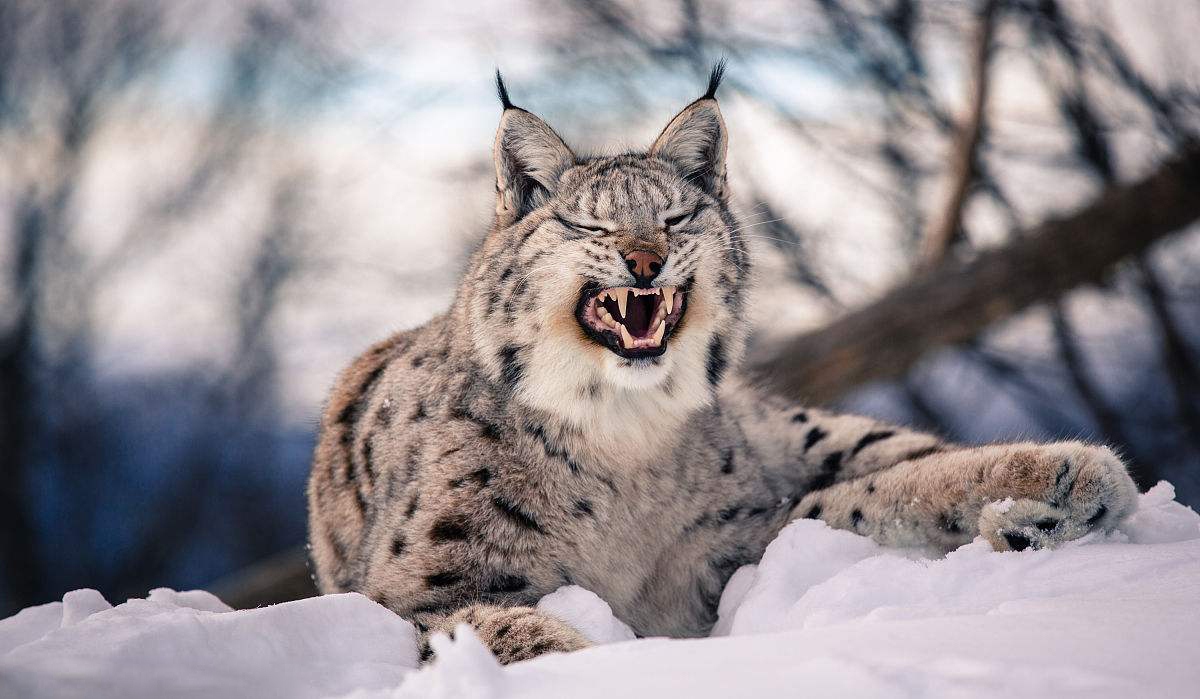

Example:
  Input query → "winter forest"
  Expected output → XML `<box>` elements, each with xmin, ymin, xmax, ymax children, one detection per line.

<box><xmin>2</xmin><ymin>0</ymin><xmax>1199</xmax><ymax>628</ymax></box>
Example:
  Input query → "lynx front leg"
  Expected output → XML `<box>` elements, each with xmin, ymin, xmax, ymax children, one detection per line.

<box><xmin>417</xmin><ymin>604</ymin><xmax>590</xmax><ymax>665</ymax></box>
<box><xmin>792</xmin><ymin>441</ymin><xmax>1138</xmax><ymax>553</ymax></box>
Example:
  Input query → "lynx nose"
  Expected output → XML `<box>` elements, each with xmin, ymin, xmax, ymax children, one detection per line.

<box><xmin>624</xmin><ymin>250</ymin><xmax>664</xmax><ymax>286</ymax></box>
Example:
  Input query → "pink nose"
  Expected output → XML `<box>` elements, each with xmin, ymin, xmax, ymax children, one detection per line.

<box><xmin>624</xmin><ymin>250</ymin><xmax>663</xmax><ymax>285</ymax></box>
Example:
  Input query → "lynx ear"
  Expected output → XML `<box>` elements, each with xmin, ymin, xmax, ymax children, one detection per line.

<box><xmin>649</xmin><ymin>62</ymin><xmax>728</xmax><ymax>200</ymax></box>
<box><xmin>493</xmin><ymin>72</ymin><xmax>575</xmax><ymax>223</ymax></box>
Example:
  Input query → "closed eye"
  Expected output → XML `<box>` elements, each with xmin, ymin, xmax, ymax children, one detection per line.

<box><xmin>664</xmin><ymin>205</ymin><xmax>702</xmax><ymax>229</ymax></box>
<box><xmin>556</xmin><ymin>216</ymin><xmax>609</xmax><ymax>235</ymax></box>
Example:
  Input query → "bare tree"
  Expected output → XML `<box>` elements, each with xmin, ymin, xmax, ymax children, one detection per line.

<box><xmin>0</xmin><ymin>0</ymin><xmax>350</xmax><ymax>613</ymax></box>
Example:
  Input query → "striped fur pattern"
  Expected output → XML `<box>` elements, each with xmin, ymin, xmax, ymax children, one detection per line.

<box><xmin>307</xmin><ymin>68</ymin><xmax>1138</xmax><ymax>664</ymax></box>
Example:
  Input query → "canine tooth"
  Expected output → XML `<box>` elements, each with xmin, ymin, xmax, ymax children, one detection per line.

<box><xmin>614</xmin><ymin>288</ymin><xmax>629</xmax><ymax>319</ymax></box>
<box><xmin>619</xmin><ymin>323</ymin><xmax>634</xmax><ymax>349</ymax></box>
<box><xmin>662</xmin><ymin>287</ymin><xmax>675</xmax><ymax>315</ymax></box>
<box><xmin>651</xmin><ymin>319</ymin><xmax>666</xmax><ymax>345</ymax></box>
<box><xmin>599</xmin><ymin>309</ymin><xmax>615</xmax><ymax>326</ymax></box>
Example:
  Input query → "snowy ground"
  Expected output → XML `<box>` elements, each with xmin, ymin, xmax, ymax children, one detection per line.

<box><xmin>3</xmin><ymin>483</ymin><xmax>1198</xmax><ymax>698</ymax></box>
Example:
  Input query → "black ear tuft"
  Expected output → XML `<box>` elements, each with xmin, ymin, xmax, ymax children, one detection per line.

<box><xmin>495</xmin><ymin>69</ymin><xmax>514</xmax><ymax>110</ymax></box>
<box><xmin>702</xmin><ymin>59</ymin><xmax>726</xmax><ymax>100</ymax></box>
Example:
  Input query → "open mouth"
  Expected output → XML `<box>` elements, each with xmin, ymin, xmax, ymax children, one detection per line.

<box><xmin>575</xmin><ymin>284</ymin><xmax>687</xmax><ymax>359</ymax></box>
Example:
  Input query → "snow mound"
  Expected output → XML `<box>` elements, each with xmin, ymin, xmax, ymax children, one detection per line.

<box><xmin>4</xmin><ymin>483</ymin><xmax>1199</xmax><ymax>698</ymax></box>
<box><xmin>0</xmin><ymin>589</ymin><xmax>416</xmax><ymax>698</ymax></box>
<box><xmin>536</xmin><ymin>585</ymin><xmax>636</xmax><ymax>644</ymax></box>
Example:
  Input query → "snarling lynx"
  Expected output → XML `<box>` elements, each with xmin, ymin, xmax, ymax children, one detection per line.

<box><xmin>307</xmin><ymin>65</ymin><xmax>1138</xmax><ymax>664</ymax></box>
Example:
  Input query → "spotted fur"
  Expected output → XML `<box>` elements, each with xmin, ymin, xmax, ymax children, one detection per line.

<box><xmin>307</xmin><ymin>67</ymin><xmax>1138</xmax><ymax>665</ymax></box>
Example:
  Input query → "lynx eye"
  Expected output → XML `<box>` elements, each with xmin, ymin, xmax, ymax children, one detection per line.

<box><xmin>663</xmin><ymin>206</ymin><xmax>700</xmax><ymax>229</ymax></box>
<box><xmin>557</xmin><ymin>216</ymin><xmax>607</xmax><ymax>235</ymax></box>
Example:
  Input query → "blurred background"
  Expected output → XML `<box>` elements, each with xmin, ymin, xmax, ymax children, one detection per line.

<box><xmin>2</xmin><ymin>0</ymin><xmax>1199</xmax><ymax>617</ymax></box>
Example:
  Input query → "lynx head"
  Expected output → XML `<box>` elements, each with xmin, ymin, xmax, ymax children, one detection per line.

<box><xmin>463</xmin><ymin>63</ymin><xmax>751</xmax><ymax>444</ymax></box>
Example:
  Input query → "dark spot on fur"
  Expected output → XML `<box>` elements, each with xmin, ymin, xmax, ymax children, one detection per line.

<box><xmin>425</xmin><ymin>571</ymin><xmax>463</xmax><ymax>587</ymax></box>
<box><xmin>408</xmin><ymin>604</ymin><xmax>449</xmax><ymax>617</ymax></box>
<box><xmin>494</xmin><ymin>623</ymin><xmax>512</xmax><ymax>639</ymax></box>
<box><xmin>405</xmin><ymin>443</ymin><xmax>421</xmax><ymax>479</ymax></box>
<box><xmin>529</xmin><ymin>641</ymin><xmax>553</xmax><ymax>655</ymax></box>
<box><xmin>721</xmin><ymin>449</ymin><xmax>735</xmax><ymax>475</ymax></box>
<box><xmin>411</xmin><ymin>354</ymin><xmax>426</xmax><ymax>368</ymax></box>
<box><xmin>479</xmin><ymin>421</ymin><xmax>503</xmax><ymax>440</ymax></box>
<box><xmin>938</xmin><ymin>512</ymin><xmax>962</xmax><ymax>534</ymax></box>
<box><xmin>1054</xmin><ymin>460</ymin><xmax>1070</xmax><ymax>490</ymax></box>
<box><xmin>440</xmin><ymin>445</ymin><xmax>463</xmax><ymax>458</ymax></box>
<box><xmin>404</xmin><ymin>493</ymin><xmax>420</xmax><ymax>519</ymax></box>
<box><xmin>410</xmin><ymin>402</ymin><xmax>428</xmax><ymax>421</ymax></box>
<box><xmin>486</xmin><ymin>574</ymin><xmax>529</xmax><ymax>594</ymax></box>
<box><xmin>498</xmin><ymin>345</ymin><xmax>524</xmax><ymax>386</ymax></box>
<box><xmin>1086</xmin><ymin>505</ymin><xmax>1107</xmax><ymax>526</ymax></box>
<box><xmin>1035</xmin><ymin>517</ymin><xmax>1057</xmax><ymax>532</ymax></box>
<box><xmin>866</xmin><ymin>481</ymin><xmax>876</xmax><ymax>494</ymax></box>
<box><xmin>447</xmin><ymin>466</ymin><xmax>491</xmax><ymax>489</ymax></box>
<box><xmin>809</xmin><ymin>451</ymin><xmax>843</xmax><ymax>491</ymax></box>
<box><xmin>492</xmin><ymin>496</ymin><xmax>546</xmax><ymax>533</ymax></box>
<box><xmin>852</xmin><ymin>430</ymin><xmax>896</xmax><ymax>456</ymax></box>
<box><xmin>804</xmin><ymin>503</ymin><xmax>822</xmax><ymax>519</ymax></box>
<box><xmin>718</xmin><ymin>506</ymin><xmax>741</xmax><ymax>522</ymax></box>
<box><xmin>685</xmin><ymin>512</ymin><xmax>713</xmax><ymax>531</ymax></box>
<box><xmin>430</xmin><ymin>516</ymin><xmax>471</xmax><ymax>543</ymax></box>
<box><xmin>803</xmin><ymin>426</ymin><xmax>828</xmax><ymax>453</ymax></box>
<box><xmin>574</xmin><ymin>499</ymin><xmax>595</xmax><ymax>517</ymax></box>
<box><xmin>419</xmin><ymin>643</ymin><xmax>433</xmax><ymax>662</ymax></box>
<box><xmin>391</xmin><ymin>534</ymin><xmax>406</xmax><ymax>556</ymax></box>
<box><xmin>791</xmin><ymin>411</ymin><xmax>808</xmax><ymax>423</ymax></box>
<box><xmin>525</xmin><ymin>422</ymin><xmax>583</xmax><ymax>474</ymax></box>
<box><xmin>850</xmin><ymin>509</ymin><xmax>863</xmax><ymax>527</ymax></box>
<box><xmin>1003</xmin><ymin>533</ymin><xmax>1031</xmax><ymax>551</ymax></box>
<box><xmin>901</xmin><ymin>445</ymin><xmax>943</xmax><ymax>462</ymax></box>
<box><xmin>598</xmin><ymin>475</ymin><xmax>618</xmax><ymax>494</ymax></box>
<box><xmin>337</xmin><ymin>366</ymin><xmax>385</xmax><ymax>426</ymax></box>
<box><xmin>705</xmin><ymin>336</ymin><xmax>727</xmax><ymax>386</ymax></box>
<box><xmin>360</xmin><ymin>435</ymin><xmax>376</xmax><ymax>481</ymax></box>
<box><xmin>375</xmin><ymin>402</ymin><xmax>394</xmax><ymax>427</ymax></box>
<box><xmin>555</xmin><ymin>562</ymin><xmax>575</xmax><ymax>586</ymax></box>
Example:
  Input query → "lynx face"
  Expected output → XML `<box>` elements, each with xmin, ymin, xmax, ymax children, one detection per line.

<box><xmin>467</xmin><ymin>67</ymin><xmax>750</xmax><ymax>444</ymax></box>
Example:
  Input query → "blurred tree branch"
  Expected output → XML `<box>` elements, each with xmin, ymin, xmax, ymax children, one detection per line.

<box><xmin>920</xmin><ymin>0</ymin><xmax>997</xmax><ymax>268</ymax></box>
<box><xmin>748</xmin><ymin>142</ymin><xmax>1200</xmax><ymax>404</ymax></box>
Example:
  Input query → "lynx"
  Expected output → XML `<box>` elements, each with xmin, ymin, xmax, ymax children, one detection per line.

<box><xmin>307</xmin><ymin>65</ymin><xmax>1138</xmax><ymax>664</ymax></box>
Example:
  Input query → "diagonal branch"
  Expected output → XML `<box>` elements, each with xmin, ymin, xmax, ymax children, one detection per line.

<box><xmin>748</xmin><ymin>141</ymin><xmax>1200</xmax><ymax>404</ymax></box>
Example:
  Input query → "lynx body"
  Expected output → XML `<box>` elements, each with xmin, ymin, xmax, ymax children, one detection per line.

<box><xmin>307</xmin><ymin>67</ymin><xmax>1138</xmax><ymax>663</ymax></box>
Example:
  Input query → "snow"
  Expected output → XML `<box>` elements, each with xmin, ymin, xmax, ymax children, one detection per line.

<box><xmin>4</xmin><ymin>483</ymin><xmax>1199</xmax><ymax>698</ymax></box>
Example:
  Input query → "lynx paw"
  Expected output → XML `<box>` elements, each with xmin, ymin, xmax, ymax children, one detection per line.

<box><xmin>419</xmin><ymin>604</ymin><xmax>590</xmax><ymax>665</ymax></box>
<box><xmin>979</xmin><ymin>443</ymin><xmax>1138</xmax><ymax>552</ymax></box>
